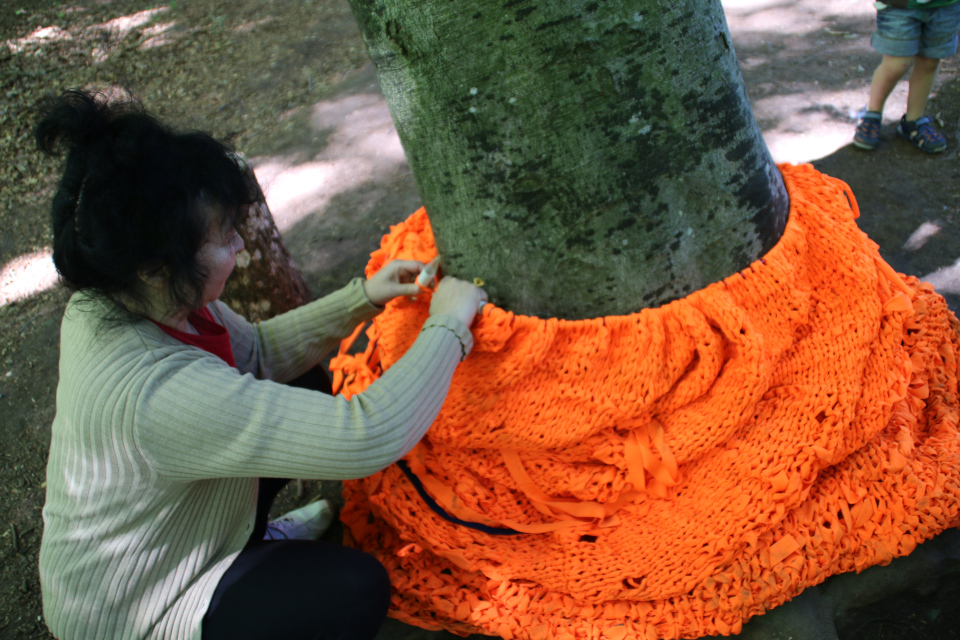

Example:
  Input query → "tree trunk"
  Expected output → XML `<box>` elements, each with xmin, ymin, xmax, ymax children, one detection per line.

<box><xmin>347</xmin><ymin>0</ymin><xmax>788</xmax><ymax>319</ymax></box>
<box><xmin>220</xmin><ymin>170</ymin><xmax>312</xmax><ymax>321</ymax></box>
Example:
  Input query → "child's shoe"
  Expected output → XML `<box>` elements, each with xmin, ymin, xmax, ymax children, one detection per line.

<box><xmin>263</xmin><ymin>499</ymin><xmax>335</xmax><ymax>541</ymax></box>
<box><xmin>853</xmin><ymin>114</ymin><xmax>881</xmax><ymax>150</ymax></box>
<box><xmin>897</xmin><ymin>116</ymin><xmax>946</xmax><ymax>153</ymax></box>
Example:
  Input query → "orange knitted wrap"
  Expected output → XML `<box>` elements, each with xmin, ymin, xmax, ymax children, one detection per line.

<box><xmin>330</xmin><ymin>164</ymin><xmax>960</xmax><ymax>640</ymax></box>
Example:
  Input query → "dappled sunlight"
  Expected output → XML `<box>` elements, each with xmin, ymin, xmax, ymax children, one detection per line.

<box><xmin>922</xmin><ymin>258</ymin><xmax>960</xmax><ymax>295</ymax></box>
<box><xmin>763</xmin><ymin>129</ymin><xmax>853</xmax><ymax>164</ymax></box>
<box><xmin>254</xmin><ymin>160</ymin><xmax>334</xmax><ymax>220</ymax></box>
<box><xmin>0</xmin><ymin>250</ymin><xmax>58</xmax><ymax>307</ymax></box>
<box><xmin>6</xmin><ymin>25</ymin><xmax>73</xmax><ymax>53</ymax></box>
<box><xmin>5</xmin><ymin>6</ymin><xmax>174</xmax><ymax>61</ymax></box>
<box><xmin>252</xmin><ymin>93</ymin><xmax>407</xmax><ymax>232</ymax></box>
<box><xmin>755</xmin><ymin>81</ymin><xmax>914</xmax><ymax>163</ymax></box>
<box><xmin>724</xmin><ymin>0</ymin><xmax>821</xmax><ymax>33</ymax></box>
<box><xmin>754</xmin><ymin>87</ymin><xmax>871</xmax><ymax>163</ymax></box>
<box><xmin>723</xmin><ymin>0</ymin><xmax>868</xmax><ymax>34</ymax></box>
<box><xmin>139</xmin><ymin>20</ymin><xmax>177</xmax><ymax>50</ymax></box>
<box><xmin>233</xmin><ymin>17</ymin><xmax>275</xmax><ymax>35</ymax></box>
<box><xmin>904</xmin><ymin>221</ymin><xmax>943</xmax><ymax>252</ymax></box>
<box><xmin>98</xmin><ymin>7</ymin><xmax>169</xmax><ymax>39</ymax></box>
<box><xmin>722</xmin><ymin>0</ymin><xmax>885</xmax><ymax>163</ymax></box>
<box><xmin>722</xmin><ymin>0</ymin><xmax>786</xmax><ymax>8</ymax></box>
<box><xmin>92</xmin><ymin>7</ymin><xmax>171</xmax><ymax>61</ymax></box>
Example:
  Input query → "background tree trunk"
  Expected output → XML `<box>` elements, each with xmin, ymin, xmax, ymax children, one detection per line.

<box><xmin>220</xmin><ymin>171</ymin><xmax>312</xmax><ymax>321</ymax></box>
<box><xmin>348</xmin><ymin>0</ymin><xmax>788</xmax><ymax>319</ymax></box>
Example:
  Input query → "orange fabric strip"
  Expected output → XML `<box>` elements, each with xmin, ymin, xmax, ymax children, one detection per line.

<box><xmin>331</xmin><ymin>165</ymin><xmax>960</xmax><ymax>640</ymax></box>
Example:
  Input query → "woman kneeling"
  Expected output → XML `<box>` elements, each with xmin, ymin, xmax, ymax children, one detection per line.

<box><xmin>35</xmin><ymin>90</ymin><xmax>485</xmax><ymax>640</ymax></box>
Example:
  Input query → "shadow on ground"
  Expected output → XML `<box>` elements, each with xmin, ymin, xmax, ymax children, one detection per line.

<box><xmin>813</xmin><ymin>116</ymin><xmax>960</xmax><ymax>314</ymax></box>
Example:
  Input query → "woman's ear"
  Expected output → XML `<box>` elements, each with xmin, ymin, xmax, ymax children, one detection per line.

<box><xmin>138</xmin><ymin>266</ymin><xmax>166</xmax><ymax>290</ymax></box>
<box><xmin>130</xmin><ymin>265</ymin><xmax>177</xmax><ymax>321</ymax></box>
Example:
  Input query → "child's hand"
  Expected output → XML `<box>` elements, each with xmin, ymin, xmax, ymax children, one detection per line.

<box><xmin>362</xmin><ymin>260</ymin><xmax>425</xmax><ymax>306</ymax></box>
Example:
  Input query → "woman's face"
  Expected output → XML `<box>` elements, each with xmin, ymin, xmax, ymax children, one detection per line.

<box><xmin>196</xmin><ymin>217</ymin><xmax>244</xmax><ymax>308</ymax></box>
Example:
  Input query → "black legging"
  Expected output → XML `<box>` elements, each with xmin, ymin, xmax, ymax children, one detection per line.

<box><xmin>202</xmin><ymin>367</ymin><xmax>391</xmax><ymax>640</ymax></box>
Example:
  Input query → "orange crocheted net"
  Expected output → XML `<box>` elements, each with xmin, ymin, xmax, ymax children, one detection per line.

<box><xmin>330</xmin><ymin>164</ymin><xmax>960</xmax><ymax>640</ymax></box>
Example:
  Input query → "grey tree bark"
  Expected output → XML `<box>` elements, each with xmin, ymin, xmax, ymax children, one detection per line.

<box><xmin>220</xmin><ymin>170</ymin><xmax>312</xmax><ymax>322</ymax></box>
<box><xmin>347</xmin><ymin>0</ymin><xmax>788</xmax><ymax>318</ymax></box>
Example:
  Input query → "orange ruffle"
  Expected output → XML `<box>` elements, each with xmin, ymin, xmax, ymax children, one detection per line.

<box><xmin>331</xmin><ymin>164</ymin><xmax>960</xmax><ymax>639</ymax></box>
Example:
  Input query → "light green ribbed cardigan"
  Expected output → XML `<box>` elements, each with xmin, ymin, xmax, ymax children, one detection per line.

<box><xmin>39</xmin><ymin>279</ymin><xmax>473</xmax><ymax>640</ymax></box>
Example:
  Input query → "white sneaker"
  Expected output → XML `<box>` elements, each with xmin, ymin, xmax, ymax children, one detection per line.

<box><xmin>263</xmin><ymin>499</ymin><xmax>335</xmax><ymax>541</ymax></box>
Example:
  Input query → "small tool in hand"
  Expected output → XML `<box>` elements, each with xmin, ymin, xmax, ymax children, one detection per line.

<box><xmin>417</xmin><ymin>257</ymin><xmax>440</xmax><ymax>289</ymax></box>
<box><xmin>416</xmin><ymin>257</ymin><xmax>487</xmax><ymax>313</ymax></box>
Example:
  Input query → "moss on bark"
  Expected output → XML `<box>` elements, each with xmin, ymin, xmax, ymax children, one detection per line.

<box><xmin>349</xmin><ymin>0</ymin><xmax>788</xmax><ymax>318</ymax></box>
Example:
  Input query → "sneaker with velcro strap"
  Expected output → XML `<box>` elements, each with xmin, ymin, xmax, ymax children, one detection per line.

<box><xmin>897</xmin><ymin>115</ymin><xmax>947</xmax><ymax>154</ymax></box>
<box><xmin>853</xmin><ymin>114</ymin><xmax>881</xmax><ymax>150</ymax></box>
<box><xmin>263</xmin><ymin>499</ymin><xmax>335</xmax><ymax>541</ymax></box>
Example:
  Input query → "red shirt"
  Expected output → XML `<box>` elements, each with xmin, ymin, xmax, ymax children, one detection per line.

<box><xmin>151</xmin><ymin>307</ymin><xmax>236</xmax><ymax>367</ymax></box>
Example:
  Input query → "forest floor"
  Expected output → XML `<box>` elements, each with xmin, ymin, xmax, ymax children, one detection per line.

<box><xmin>1</xmin><ymin>0</ymin><xmax>959</xmax><ymax>638</ymax></box>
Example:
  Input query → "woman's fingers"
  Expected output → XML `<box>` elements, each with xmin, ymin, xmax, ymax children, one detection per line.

<box><xmin>364</xmin><ymin>260</ymin><xmax>489</xmax><ymax>318</ymax></box>
<box><xmin>389</xmin><ymin>260</ymin><xmax>426</xmax><ymax>284</ymax></box>
<box><xmin>416</xmin><ymin>257</ymin><xmax>441</xmax><ymax>287</ymax></box>
<box><xmin>397</xmin><ymin>282</ymin><xmax>422</xmax><ymax>297</ymax></box>
<box><xmin>429</xmin><ymin>277</ymin><xmax>486</xmax><ymax>327</ymax></box>
<box><xmin>363</xmin><ymin>259</ymin><xmax>428</xmax><ymax>305</ymax></box>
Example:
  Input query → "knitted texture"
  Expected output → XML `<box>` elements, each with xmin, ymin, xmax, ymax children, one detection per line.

<box><xmin>330</xmin><ymin>164</ymin><xmax>960</xmax><ymax>640</ymax></box>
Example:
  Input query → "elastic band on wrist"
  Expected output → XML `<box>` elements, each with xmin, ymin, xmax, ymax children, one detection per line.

<box><xmin>424</xmin><ymin>323</ymin><xmax>469</xmax><ymax>361</ymax></box>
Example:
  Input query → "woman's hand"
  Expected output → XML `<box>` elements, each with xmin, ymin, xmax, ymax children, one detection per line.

<box><xmin>362</xmin><ymin>260</ymin><xmax>425</xmax><ymax>307</ymax></box>
<box><xmin>430</xmin><ymin>277</ymin><xmax>488</xmax><ymax>328</ymax></box>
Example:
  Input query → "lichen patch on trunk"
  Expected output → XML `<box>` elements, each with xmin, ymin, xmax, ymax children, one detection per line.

<box><xmin>350</xmin><ymin>0</ymin><xmax>788</xmax><ymax>318</ymax></box>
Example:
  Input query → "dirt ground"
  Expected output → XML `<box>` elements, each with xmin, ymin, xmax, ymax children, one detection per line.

<box><xmin>0</xmin><ymin>0</ymin><xmax>959</xmax><ymax>638</ymax></box>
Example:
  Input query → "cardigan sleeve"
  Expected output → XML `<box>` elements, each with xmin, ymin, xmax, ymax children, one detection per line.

<box><xmin>131</xmin><ymin>313</ymin><xmax>472</xmax><ymax>482</ymax></box>
<box><xmin>208</xmin><ymin>278</ymin><xmax>382</xmax><ymax>383</ymax></box>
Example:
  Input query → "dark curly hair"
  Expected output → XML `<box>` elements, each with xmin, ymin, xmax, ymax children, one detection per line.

<box><xmin>35</xmin><ymin>89</ymin><xmax>256</xmax><ymax>314</ymax></box>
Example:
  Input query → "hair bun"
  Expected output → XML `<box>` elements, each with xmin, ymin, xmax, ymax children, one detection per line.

<box><xmin>34</xmin><ymin>89</ymin><xmax>255</xmax><ymax>314</ymax></box>
<box><xmin>35</xmin><ymin>90</ymin><xmax>116</xmax><ymax>158</ymax></box>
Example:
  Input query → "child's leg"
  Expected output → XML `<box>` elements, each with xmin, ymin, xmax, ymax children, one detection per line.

<box><xmin>902</xmin><ymin>1</ymin><xmax>960</xmax><ymax>120</ymax></box>
<box><xmin>905</xmin><ymin>56</ymin><xmax>941</xmax><ymax>121</ymax></box>
<box><xmin>898</xmin><ymin>55</ymin><xmax>948</xmax><ymax>152</ymax></box>
<box><xmin>868</xmin><ymin>55</ymin><xmax>913</xmax><ymax>114</ymax></box>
